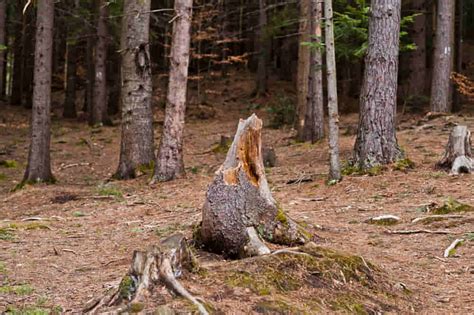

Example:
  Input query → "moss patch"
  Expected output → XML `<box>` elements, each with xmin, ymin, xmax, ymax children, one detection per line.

<box><xmin>0</xmin><ymin>160</ymin><xmax>18</xmax><ymax>168</ymax></box>
<box><xmin>0</xmin><ymin>284</ymin><xmax>34</xmax><ymax>295</ymax></box>
<box><xmin>342</xmin><ymin>162</ymin><xmax>384</xmax><ymax>176</ymax></box>
<box><xmin>393</xmin><ymin>158</ymin><xmax>415</xmax><ymax>171</ymax></box>
<box><xmin>118</xmin><ymin>275</ymin><xmax>135</xmax><ymax>300</ymax></box>
<box><xmin>432</xmin><ymin>198</ymin><xmax>474</xmax><ymax>214</ymax></box>
<box><xmin>329</xmin><ymin>294</ymin><xmax>368</xmax><ymax>314</ymax></box>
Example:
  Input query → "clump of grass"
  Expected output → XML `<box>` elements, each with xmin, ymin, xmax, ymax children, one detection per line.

<box><xmin>97</xmin><ymin>184</ymin><xmax>123</xmax><ymax>198</ymax></box>
<box><xmin>0</xmin><ymin>160</ymin><xmax>18</xmax><ymax>168</ymax></box>
<box><xmin>0</xmin><ymin>284</ymin><xmax>34</xmax><ymax>295</ymax></box>
<box><xmin>393</xmin><ymin>158</ymin><xmax>415</xmax><ymax>171</ymax></box>
<box><xmin>0</xmin><ymin>262</ymin><xmax>6</xmax><ymax>274</ymax></box>
<box><xmin>0</xmin><ymin>226</ymin><xmax>15</xmax><ymax>241</ymax></box>
<box><xmin>341</xmin><ymin>161</ymin><xmax>383</xmax><ymax>176</ymax></box>
<box><xmin>432</xmin><ymin>197</ymin><xmax>474</xmax><ymax>214</ymax></box>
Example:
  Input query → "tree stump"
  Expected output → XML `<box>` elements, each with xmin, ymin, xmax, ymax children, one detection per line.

<box><xmin>84</xmin><ymin>234</ymin><xmax>208</xmax><ymax>314</ymax></box>
<box><xmin>199</xmin><ymin>114</ymin><xmax>309</xmax><ymax>258</ymax></box>
<box><xmin>437</xmin><ymin>125</ymin><xmax>474</xmax><ymax>174</ymax></box>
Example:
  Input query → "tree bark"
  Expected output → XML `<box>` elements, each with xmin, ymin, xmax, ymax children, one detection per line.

<box><xmin>63</xmin><ymin>41</ymin><xmax>77</xmax><ymax>118</ymax></box>
<box><xmin>255</xmin><ymin>0</ymin><xmax>268</xmax><ymax>96</ymax></box>
<box><xmin>354</xmin><ymin>0</ymin><xmax>403</xmax><ymax>170</ymax></box>
<box><xmin>115</xmin><ymin>0</ymin><xmax>155</xmax><ymax>179</ymax></box>
<box><xmin>10</xmin><ymin>0</ymin><xmax>24</xmax><ymax>106</ymax></box>
<box><xmin>23</xmin><ymin>0</ymin><xmax>54</xmax><ymax>183</ymax></box>
<box><xmin>0</xmin><ymin>0</ymin><xmax>6</xmax><ymax>98</ymax></box>
<box><xmin>452</xmin><ymin>0</ymin><xmax>463</xmax><ymax>112</ymax></box>
<box><xmin>407</xmin><ymin>0</ymin><xmax>427</xmax><ymax>96</ymax></box>
<box><xmin>296</xmin><ymin>0</ymin><xmax>310</xmax><ymax>138</ymax></box>
<box><xmin>90</xmin><ymin>0</ymin><xmax>109</xmax><ymax>126</ymax></box>
<box><xmin>430</xmin><ymin>0</ymin><xmax>455</xmax><ymax>112</ymax></box>
<box><xmin>153</xmin><ymin>0</ymin><xmax>193</xmax><ymax>182</ymax></box>
<box><xmin>324</xmin><ymin>0</ymin><xmax>341</xmax><ymax>180</ymax></box>
<box><xmin>300</xmin><ymin>0</ymin><xmax>324</xmax><ymax>143</ymax></box>
<box><xmin>437</xmin><ymin>125</ymin><xmax>473</xmax><ymax>174</ymax></box>
<box><xmin>199</xmin><ymin>114</ymin><xmax>309</xmax><ymax>258</ymax></box>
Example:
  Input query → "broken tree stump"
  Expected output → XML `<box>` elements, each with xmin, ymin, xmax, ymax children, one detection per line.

<box><xmin>199</xmin><ymin>114</ymin><xmax>309</xmax><ymax>258</ymax></box>
<box><xmin>83</xmin><ymin>233</ymin><xmax>208</xmax><ymax>314</ymax></box>
<box><xmin>437</xmin><ymin>125</ymin><xmax>474</xmax><ymax>174</ymax></box>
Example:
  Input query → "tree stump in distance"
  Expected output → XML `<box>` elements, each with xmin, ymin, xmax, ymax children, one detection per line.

<box><xmin>437</xmin><ymin>125</ymin><xmax>474</xmax><ymax>174</ymax></box>
<box><xmin>199</xmin><ymin>114</ymin><xmax>309</xmax><ymax>258</ymax></box>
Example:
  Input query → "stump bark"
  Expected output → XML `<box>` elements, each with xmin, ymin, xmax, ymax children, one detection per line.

<box><xmin>200</xmin><ymin>114</ymin><xmax>309</xmax><ymax>258</ymax></box>
<box><xmin>84</xmin><ymin>234</ymin><xmax>208</xmax><ymax>314</ymax></box>
<box><xmin>437</xmin><ymin>125</ymin><xmax>473</xmax><ymax>174</ymax></box>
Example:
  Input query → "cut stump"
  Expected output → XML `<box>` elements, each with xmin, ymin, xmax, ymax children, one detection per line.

<box><xmin>83</xmin><ymin>233</ymin><xmax>208</xmax><ymax>314</ymax></box>
<box><xmin>199</xmin><ymin>114</ymin><xmax>309</xmax><ymax>258</ymax></box>
<box><xmin>437</xmin><ymin>125</ymin><xmax>473</xmax><ymax>174</ymax></box>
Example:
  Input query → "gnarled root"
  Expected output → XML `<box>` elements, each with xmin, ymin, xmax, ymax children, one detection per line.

<box><xmin>83</xmin><ymin>233</ymin><xmax>208</xmax><ymax>314</ymax></box>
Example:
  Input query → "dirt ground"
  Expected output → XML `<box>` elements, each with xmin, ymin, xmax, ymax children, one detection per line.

<box><xmin>0</xmin><ymin>73</ymin><xmax>473</xmax><ymax>314</ymax></box>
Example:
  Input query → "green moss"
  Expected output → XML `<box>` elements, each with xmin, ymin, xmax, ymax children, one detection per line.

<box><xmin>118</xmin><ymin>275</ymin><xmax>135</xmax><ymax>300</ymax></box>
<box><xmin>12</xmin><ymin>177</ymin><xmax>57</xmax><ymax>192</ymax></box>
<box><xmin>97</xmin><ymin>185</ymin><xmax>123</xmax><ymax>198</ymax></box>
<box><xmin>0</xmin><ymin>160</ymin><xmax>18</xmax><ymax>168</ymax></box>
<box><xmin>0</xmin><ymin>226</ymin><xmax>15</xmax><ymax>241</ymax></box>
<box><xmin>329</xmin><ymin>294</ymin><xmax>368</xmax><ymax>315</ymax></box>
<box><xmin>129</xmin><ymin>303</ymin><xmax>145</xmax><ymax>313</ymax></box>
<box><xmin>341</xmin><ymin>161</ymin><xmax>383</xmax><ymax>176</ymax></box>
<box><xmin>23</xmin><ymin>222</ymin><xmax>50</xmax><ymax>230</ymax></box>
<box><xmin>432</xmin><ymin>197</ymin><xmax>474</xmax><ymax>214</ymax></box>
<box><xmin>0</xmin><ymin>284</ymin><xmax>34</xmax><ymax>295</ymax></box>
<box><xmin>275</xmin><ymin>207</ymin><xmax>288</xmax><ymax>226</ymax></box>
<box><xmin>0</xmin><ymin>262</ymin><xmax>6</xmax><ymax>274</ymax></box>
<box><xmin>393</xmin><ymin>158</ymin><xmax>415</xmax><ymax>171</ymax></box>
<box><xmin>254</xmin><ymin>299</ymin><xmax>301</xmax><ymax>314</ymax></box>
<box><xmin>211</xmin><ymin>141</ymin><xmax>231</xmax><ymax>154</ymax></box>
<box><xmin>136</xmin><ymin>161</ymin><xmax>155</xmax><ymax>175</ymax></box>
<box><xmin>0</xmin><ymin>173</ymin><xmax>7</xmax><ymax>181</ymax></box>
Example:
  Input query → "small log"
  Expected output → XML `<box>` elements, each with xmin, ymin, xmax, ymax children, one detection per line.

<box><xmin>443</xmin><ymin>238</ymin><xmax>465</xmax><ymax>258</ymax></box>
<box><xmin>437</xmin><ymin>125</ymin><xmax>474</xmax><ymax>174</ymax></box>
<box><xmin>83</xmin><ymin>233</ymin><xmax>208</xmax><ymax>314</ymax></box>
<box><xmin>199</xmin><ymin>114</ymin><xmax>309</xmax><ymax>258</ymax></box>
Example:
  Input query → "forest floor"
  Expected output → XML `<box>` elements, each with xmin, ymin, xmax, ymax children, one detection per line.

<box><xmin>0</xmin><ymin>72</ymin><xmax>473</xmax><ymax>314</ymax></box>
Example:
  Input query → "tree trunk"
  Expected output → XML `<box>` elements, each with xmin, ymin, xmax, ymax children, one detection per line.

<box><xmin>324</xmin><ymin>0</ymin><xmax>341</xmax><ymax>180</ymax></box>
<box><xmin>90</xmin><ymin>0</ymin><xmax>109</xmax><ymax>126</ymax></box>
<box><xmin>10</xmin><ymin>1</ymin><xmax>24</xmax><ymax>106</ymax></box>
<box><xmin>0</xmin><ymin>0</ymin><xmax>6</xmax><ymax>98</ymax></box>
<box><xmin>84</xmin><ymin>33</ymin><xmax>94</xmax><ymax>113</ymax></box>
<box><xmin>115</xmin><ymin>0</ymin><xmax>155</xmax><ymax>179</ymax></box>
<box><xmin>296</xmin><ymin>0</ymin><xmax>310</xmax><ymax>138</ymax></box>
<box><xmin>255</xmin><ymin>0</ymin><xmax>268</xmax><ymax>96</ymax></box>
<box><xmin>437</xmin><ymin>125</ymin><xmax>473</xmax><ymax>174</ymax></box>
<box><xmin>199</xmin><ymin>114</ymin><xmax>309</xmax><ymax>258</ymax></box>
<box><xmin>63</xmin><ymin>41</ymin><xmax>77</xmax><ymax>118</ymax></box>
<box><xmin>452</xmin><ymin>0</ymin><xmax>463</xmax><ymax>112</ymax></box>
<box><xmin>23</xmin><ymin>0</ymin><xmax>54</xmax><ymax>183</ymax></box>
<box><xmin>407</xmin><ymin>0</ymin><xmax>427</xmax><ymax>97</ymax></box>
<box><xmin>430</xmin><ymin>0</ymin><xmax>455</xmax><ymax>112</ymax></box>
<box><xmin>300</xmin><ymin>0</ymin><xmax>324</xmax><ymax>143</ymax></box>
<box><xmin>22</xmin><ymin>8</ymin><xmax>35</xmax><ymax>109</ymax></box>
<box><xmin>354</xmin><ymin>0</ymin><xmax>403</xmax><ymax>170</ymax></box>
<box><xmin>153</xmin><ymin>0</ymin><xmax>193</xmax><ymax>182</ymax></box>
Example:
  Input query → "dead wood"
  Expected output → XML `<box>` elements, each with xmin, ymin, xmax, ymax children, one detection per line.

<box><xmin>199</xmin><ymin>114</ymin><xmax>310</xmax><ymax>258</ymax></box>
<box><xmin>437</xmin><ymin>125</ymin><xmax>474</xmax><ymax>174</ymax></box>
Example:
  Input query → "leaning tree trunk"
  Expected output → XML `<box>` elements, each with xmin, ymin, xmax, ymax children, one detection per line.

<box><xmin>90</xmin><ymin>0</ymin><xmax>109</xmax><ymax>126</ymax></box>
<box><xmin>199</xmin><ymin>114</ymin><xmax>309</xmax><ymax>258</ymax></box>
<box><xmin>437</xmin><ymin>125</ymin><xmax>473</xmax><ymax>174</ymax></box>
<box><xmin>115</xmin><ymin>0</ymin><xmax>155</xmax><ymax>179</ymax></box>
<box><xmin>430</xmin><ymin>0</ymin><xmax>455</xmax><ymax>113</ymax></box>
<box><xmin>23</xmin><ymin>0</ymin><xmax>54</xmax><ymax>183</ymax></box>
<box><xmin>407</xmin><ymin>0</ymin><xmax>427</xmax><ymax>97</ymax></box>
<box><xmin>353</xmin><ymin>0</ymin><xmax>403</xmax><ymax>170</ymax></box>
<box><xmin>255</xmin><ymin>0</ymin><xmax>268</xmax><ymax>96</ymax></box>
<box><xmin>325</xmin><ymin>0</ymin><xmax>341</xmax><ymax>180</ymax></box>
<box><xmin>296</xmin><ymin>0</ymin><xmax>310</xmax><ymax>139</ymax></box>
<box><xmin>153</xmin><ymin>0</ymin><xmax>193</xmax><ymax>182</ymax></box>
<box><xmin>0</xmin><ymin>0</ymin><xmax>6</xmax><ymax>98</ymax></box>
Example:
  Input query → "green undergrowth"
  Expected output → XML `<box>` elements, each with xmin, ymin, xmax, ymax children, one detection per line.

<box><xmin>96</xmin><ymin>184</ymin><xmax>123</xmax><ymax>198</ymax></box>
<box><xmin>0</xmin><ymin>160</ymin><xmax>18</xmax><ymax>168</ymax></box>
<box><xmin>0</xmin><ymin>222</ymin><xmax>51</xmax><ymax>241</ymax></box>
<box><xmin>431</xmin><ymin>197</ymin><xmax>474</xmax><ymax>214</ymax></box>
<box><xmin>341</xmin><ymin>162</ymin><xmax>384</xmax><ymax>177</ymax></box>
<box><xmin>393</xmin><ymin>158</ymin><xmax>415</xmax><ymax>171</ymax></box>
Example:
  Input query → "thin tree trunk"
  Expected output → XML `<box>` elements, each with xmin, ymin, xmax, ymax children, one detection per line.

<box><xmin>115</xmin><ymin>0</ymin><xmax>155</xmax><ymax>179</ymax></box>
<box><xmin>452</xmin><ymin>0</ymin><xmax>463</xmax><ymax>112</ymax></box>
<box><xmin>354</xmin><ymin>0</ymin><xmax>403</xmax><ymax>170</ymax></box>
<box><xmin>430</xmin><ymin>0</ymin><xmax>455</xmax><ymax>112</ymax></box>
<box><xmin>90</xmin><ymin>0</ymin><xmax>109</xmax><ymax>126</ymax></box>
<box><xmin>22</xmin><ymin>8</ymin><xmax>35</xmax><ymax>109</ymax></box>
<box><xmin>325</xmin><ymin>0</ymin><xmax>341</xmax><ymax>180</ymax></box>
<box><xmin>301</xmin><ymin>0</ymin><xmax>324</xmax><ymax>143</ymax></box>
<box><xmin>24</xmin><ymin>0</ymin><xmax>55</xmax><ymax>183</ymax></box>
<box><xmin>296</xmin><ymin>0</ymin><xmax>310</xmax><ymax>138</ymax></box>
<box><xmin>255</xmin><ymin>0</ymin><xmax>268</xmax><ymax>96</ymax></box>
<box><xmin>84</xmin><ymin>34</ymin><xmax>94</xmax><ymax>113</ymax></box>
<box><xmin>407</xmin><ymin>0</ymin><xmax>427</xmax><ymax>97</ymax></box>
<box><xmin>63</xmin><ymin>42</ymin><xmax>77</xmax><ymax>118</ymax></box>
<box><xmin>153</xmin><ymin>0</ymin><xmax>193</xmax><ymax>182</ymax></box>
<box><xmin>0</xmin><ymin>0</ymin><xmax>6</xmax><ymax>98</ymax></box>
<box><xmin>11</xmin><ymin>1</ymin><xmax>24</xmax><ymax>105</ymax></box>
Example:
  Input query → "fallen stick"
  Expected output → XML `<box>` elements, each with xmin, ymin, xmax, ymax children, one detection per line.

<box><xmin>411</xmin><ymin>215</ymin><xmax>464</xmax><ymax>224</ymax></box>
<box><xmin>59</xmin><ymin>162</ymin><xmax>91</xmax><ymax>170</ymax></box>
<box><xmin>444</xmin><ymin>239</ymin><xmax>465</xmax><ymax>258</ymax></box>
<box><xmin>386</xmin><ymin>229</ymin><xmax>455</xmax><ymax>235</ymax></box>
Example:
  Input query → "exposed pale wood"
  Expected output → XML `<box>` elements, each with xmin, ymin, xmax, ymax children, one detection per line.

<box><xmin>437</xmin><ymin>126</ymin><xmax>473</xmax><ymax>174</ymax></box>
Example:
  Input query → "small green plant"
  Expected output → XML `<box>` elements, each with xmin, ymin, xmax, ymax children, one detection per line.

<box><xmin>267</xmin><ymin>94</ymin><xmax>296</xmax><ymax>128</ymax></box>
<box><xmin>432</xmin><ymin>197</ymin><xmax>474</xmax><ymax>214</ymax></box>
<box><xmin>0</xmin><ymin>284</ymin><xmax>34</xmax><ymax>295</ymax></box>
<box><xmin>341</xmin><ymin>161</ymin><xmax>383</xmax><ymax>176</ymax></box>
<box><xmin>393</xmin><ymin>158</ymin><xmax>415</xmax><ymax>171</ymax></box>
<box><xmin>0</xmin><ymin>160</ymin><xmax>18</xmax><ymax>168</ymax></box>
<box><xmin>0</xmin><ymin>226</ymin><xmax>15</xmax><ymax>241</ymax></box>
<box><xmin>73</xmin><ymin>211</ymin><xmax>86</xmax><ymax>217</ymax></box>
<box><xmin>97</xmin><ymin>185</ymin><xmax>123</xmax><ymax>198</ymax></box>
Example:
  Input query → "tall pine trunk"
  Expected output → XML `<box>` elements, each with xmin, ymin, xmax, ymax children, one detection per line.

<box><xmin>115</xmin><ymin>0</ymin><xmax>155</xmax><ymax>179</ymax></box>
<box><xmin>325</xmin><ymin>0</ymin><xmax>341</xmax><ymax>180</ymax></box>
<box><xmin>296</xmin><ymin>0</ymin><xmax>310</xmax><ymax>138</ymax></box>
<box><xmin>430</xmin><ymin>0</ymin><xmax>455</xmax><ymax>113</ymax></box>
<box><xmin>153</xmin><ymin>0</ymin><xmax>193</xmax><ymax>182</ymax></box>
<box><xmin>90</xmin><ymin>0</ymin><xmax>109</xmax><ymax>126</ymax></box>
<box><xmin>24</xmin><ymin>0</ymin><xmax>54</xmax><ymax>183</ymax></box>
<box><xmin>354</xmin><ymin>0</ymin><xmax>403</xmax><ymax>169</ymax></box>
<box><xmin>407</xmin><ymin>0</ymin><xmax>427</xmax><ymax>97</ymax></box>
<box><xmin>0</xmin><ymin>0</ymin><xmax>6</xmax><ymax>98</ymax></box>
<box><xmin>11</xmin><ymin>1</ymin><xmax>24</xmax><ymax>106</ymax></box>
<box><xmin>301</xmin><ymin>0</ymin><xmax>324</xmax><ymax>143</ymax></box>
<box><xmin>255</xmin><ymin>0</ymin><xmax>268</xmax><ymax>96</ymax></box>
<box><xmin>63</xmin><ymin>41</ymin><xmax>77</xmax><ymax>118</ymax></box>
